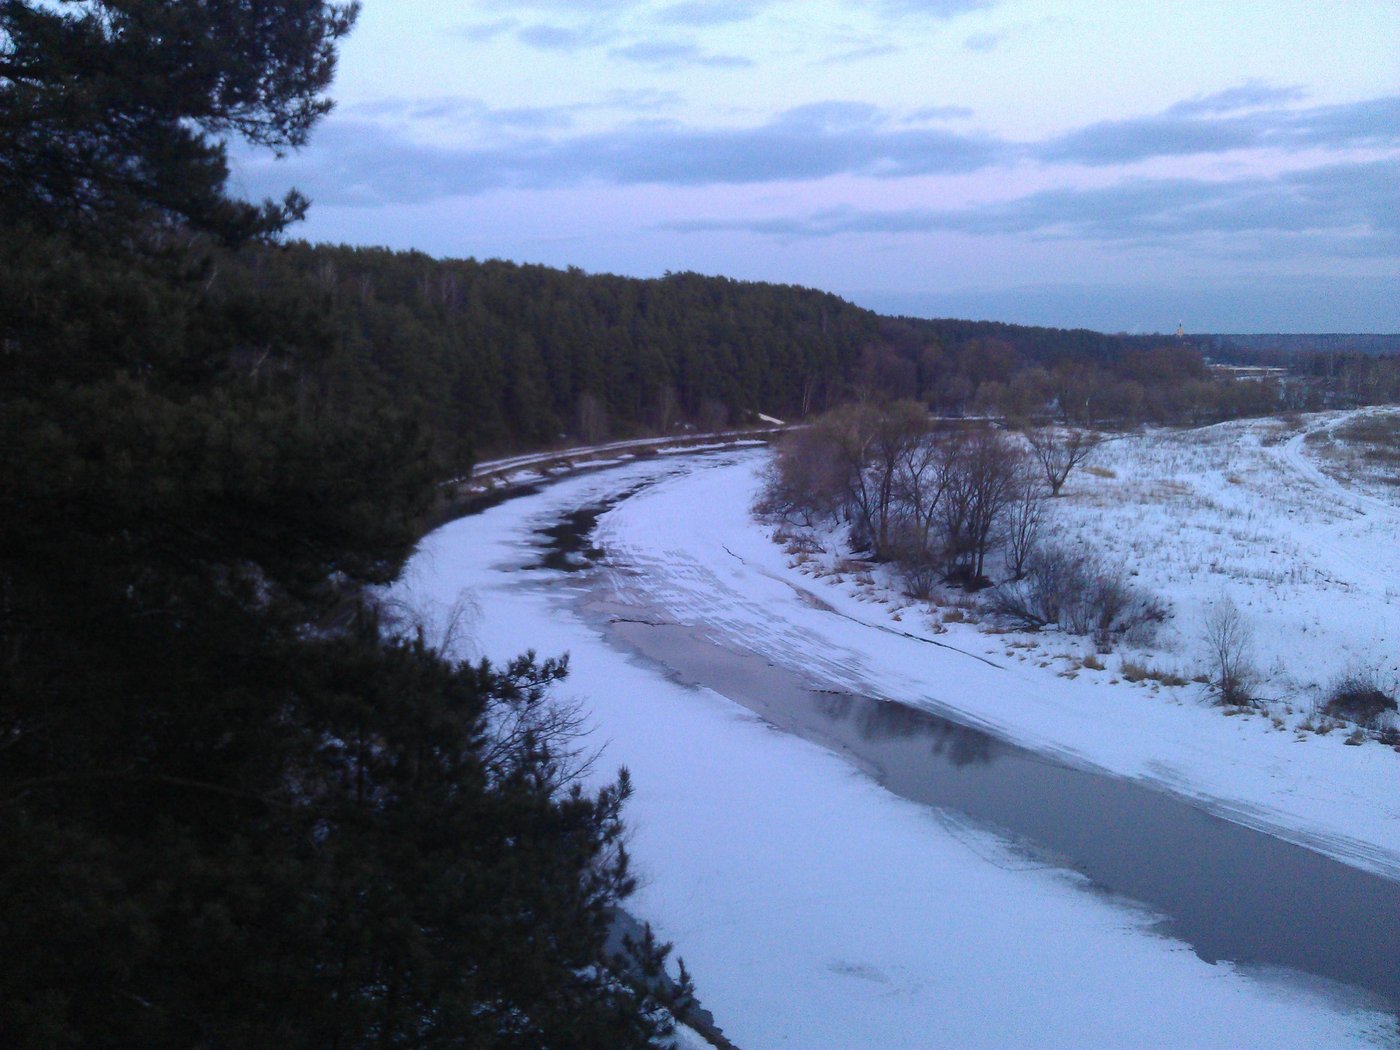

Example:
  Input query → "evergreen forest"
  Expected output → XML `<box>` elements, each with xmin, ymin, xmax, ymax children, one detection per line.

<box><xmin>147</xmin><ymin>242</ymin><xmax>1400</xmax><ymax>481</ymax></box>
<box><xmin>0</xmin><ymin>2</ymin><xmax>687</xmax><ymax>1046</ymax></box>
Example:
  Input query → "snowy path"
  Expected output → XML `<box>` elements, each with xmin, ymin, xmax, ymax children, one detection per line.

<box><xmin>1279</xmin><ymin>420</ymin><xmax>1400</xmax><ymax>524</ymax></box>
<box><xmin>396</xmin><ymin>452</ymin><xmax>1400</xmax><ymax>1048</ymax></box>
<box><xmin>1273</xmin><ymin>420</ymin><xmax>1400</xmax><ymax>599</ymax></box>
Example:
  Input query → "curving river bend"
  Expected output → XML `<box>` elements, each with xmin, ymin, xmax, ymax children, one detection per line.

<box><xmin>406</xmin><ymin>449</ymin><xmax>1400</xmax><ymax>1046</ymax></box>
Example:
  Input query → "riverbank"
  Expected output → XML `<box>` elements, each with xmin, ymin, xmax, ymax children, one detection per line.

<box><xmin>591</xmin><ymin>422</ymin><xmax>1400</xmax><ymax>880</ymax></box>
<box><xmin>394</xmin><ymin>451</ymin><xmax>1398</xmax><ymax>1047</ymax></box>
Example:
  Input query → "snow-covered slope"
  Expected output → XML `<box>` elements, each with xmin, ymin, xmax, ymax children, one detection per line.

<box><xmin>593</xmin><ymin>413</ymin><xmax>1400</xmax><ymax>879</ymax></box>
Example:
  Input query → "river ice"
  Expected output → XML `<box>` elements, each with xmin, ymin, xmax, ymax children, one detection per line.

<box><xmin>395</xmin><ymin>439</ymin><xmax>1398</xmax><ymax>1048</ymax></box>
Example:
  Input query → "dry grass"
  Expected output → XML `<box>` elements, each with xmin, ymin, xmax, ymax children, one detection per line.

<box><xmin>1335</xmin><ymin>414</ymin><xmax>1400</xmax><ymax>447</ymax></box>
<box><xmin>1120</xmin><ymin>659</ymin><xmax>1191</xmax><ymax>687</ymax></box>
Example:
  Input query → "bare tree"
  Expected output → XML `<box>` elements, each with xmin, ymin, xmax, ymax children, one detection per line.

<box><xmin>941</xmin><ymin>425</ymin><xmax>1022</xmax><ymax>586</ymax></box>
<box><xmin>866</xmin><ymin>400</ymin><xmax>933</xmax><ymax>558</ymax></box>
<box><xmin>1000</xmin><ymin>468</ymin><xmax>1045</xmax><ymax>581</ymax></box>
<box><xmin>1024</xmin><ymin>425</ymin><xmax>1102</xmax><ymax>496</ymax></box>
<box><xmin>375</xmin><ymin>589</ymin><xmax>482</xmax><ymax>660</ymax></box>
<box><xmin>1202</xmin><ymin>596</ymin><xmax>1254</xmax><ymax>706</ymax></box>
<box><xmin>822</xmin><ymin>402</ymin><xmax>880</xmax><ymax>550</ymax></box>
<box><xmin>760</xmin><ymin>423</ymin><xmax>848</xmax><ymax>526</ymax></box>
<box><xmin>804</xmin><ymin>400</ymin><xmax>926</xmax><ymax>557</ymax></box>
<box><xmin>891</xmin><ymin>424</ymin><xmax>957</xmax><ymax>557</ymax></box>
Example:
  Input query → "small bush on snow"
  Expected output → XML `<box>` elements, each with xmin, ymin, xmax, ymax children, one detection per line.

<box><xmin>1322</xmin><ymin>668</ymin><xmax>1398</xmax><ymax>727</ymax></box>
<box><xmin>1201</xmin><ymin>597</ymin><xmax>1256</xmax><ymax>707</ymax></box>
<box><xmin>992</xmin><ymin>542</ymin><xmax>1168</xmax><ymax>645</ymax></box>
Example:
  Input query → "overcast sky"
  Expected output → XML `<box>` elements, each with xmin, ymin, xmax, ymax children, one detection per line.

<box><xmin>233</xmin><ymin>0</ymin><xmax>1400</xmax><ymax>333</ymax></box>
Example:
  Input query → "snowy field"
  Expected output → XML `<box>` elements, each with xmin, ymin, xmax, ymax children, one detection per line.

<box><xmin>394</xmin><ymin>416</ymin><xmax>1400</xmax><ymax>1048</ymax></box>
<box><xmin>1041</xmin><ymin>409</ymin><xmax>1400</xmax><ymax>708</ymax></box>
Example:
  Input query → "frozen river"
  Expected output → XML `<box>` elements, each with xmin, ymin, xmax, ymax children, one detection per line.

<box><xmin>397</xmin><ymin>449</ymin><xmax>1399</xmax><ymax>1048</ymax></box>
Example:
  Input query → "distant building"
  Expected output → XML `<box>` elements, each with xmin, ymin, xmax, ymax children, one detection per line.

<box><xmin>1175</xmin><ymin>320</ymin><xmax>1185</xmax><ymax>339</ymax></box>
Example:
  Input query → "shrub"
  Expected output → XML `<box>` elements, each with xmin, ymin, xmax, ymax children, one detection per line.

<box><xmin>898</xmin><ymin>557</ymin><xmax>941</xmax><ymax>600</ymax></box>
<box><xmin>886</xmin><ymin>525</ymin><xmax>941</xmax><ymax>599</ymax></box>
<box><xmin>1321</xmin><ymin>669</ymin><xmax>1398</xmax><ymax>726</ymax></box>
<box><xmin>1201</xmin><ymin>597</ymin><xmax>1255</xmax><ymax>706</ymax></box>
<box><xmin>992</xmin><ymin>542</ymin><xmax>1167</xmax><ymax>644</ymax></box>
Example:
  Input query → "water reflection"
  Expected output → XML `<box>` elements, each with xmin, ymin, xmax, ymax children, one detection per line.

<box><xmin>818</xmin><ymin>690</ymin><xmax>1000</xmax><ymax>768</ymax></box>
<box><xmin>535</xmin><ymin>505</ymin><xmax>607</xmax><ymax>572</ymax></box>
<box><xmin>604</xmin><ymin>617</ymin><xmax>1400</xmax><ymax>1018</ymax></box>
<box><xmin>531</xmin><ymin>486</ymin><xmax>650</xmax><ymax>572</ymax></box>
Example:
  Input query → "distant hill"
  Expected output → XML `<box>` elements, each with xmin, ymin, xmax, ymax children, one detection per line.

<box><xmin>1206</xmin><ymin>333</ymin><xmax>1400</xmax><ymax>358</ymax></box>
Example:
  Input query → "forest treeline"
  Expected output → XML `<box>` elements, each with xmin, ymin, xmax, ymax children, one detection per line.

<box><xmin>1211</xmin><ymin>332</ymin><xmax>1400</xmax><ymax>358</ymax></box>
<box><xmin>200</xmin><ymin>242</ymin><xmax>1400</xmax><ymax>482</ymax></box>
<box><xmin>1206</xmin><ymin>335</ymin><xmax>1400</xmax><ymax>406</ymax></box>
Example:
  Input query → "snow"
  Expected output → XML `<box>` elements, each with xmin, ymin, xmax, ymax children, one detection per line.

<box><xmin>1048</xmin><ymin>411</ymin><xmax>1400</xmax><ymax>704</ymax></box>
<box><xmin>394</xmin><ymin>424</ymin><xmax>1400</xmax><ymax>1049</ymax></box>
<box><xmin>591</xmin><ymin>413</ymin><xmax>1400</xmax><ymax>879</ymax></box>
<box><xmin>464</xmin><ymin>432</ymin><xmax>779</xmax><ymax>489</ymax></box>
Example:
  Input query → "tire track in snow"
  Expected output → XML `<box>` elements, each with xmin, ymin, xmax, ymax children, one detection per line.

<box><xmin>718</xmin><ymin>543</ymin><xmax>1006</xmax><ymax>671</ymax></box>
<box><xmin>1275</xmin><ymin>417</ymin><xmax>1400</xmax><ymax>597</ymax></box>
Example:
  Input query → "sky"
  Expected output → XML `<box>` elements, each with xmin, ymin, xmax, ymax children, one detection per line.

<box><xmin>232</xmin><ymin>0</ymin><xmax>1400</xmax><ymax>333</ymax></box>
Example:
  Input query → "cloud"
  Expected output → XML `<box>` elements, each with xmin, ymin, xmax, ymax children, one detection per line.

<box><xmin>237</xmin><ymin>101</ymin><xmax>1009</xmax><ymax>207</ymax></box>
<box><xmin>456</xmin><ymin>18</ymin><xmax>519</xmax><ymax>42</ymax></box>
<box><xmin>609</xmin><ymin>39</ymin><xmax>752</xmax><ymax>67</ymax></box>
<box><xmin>516</xmin><ymin>22</ymin><xmax>612</xmax><ymax>50</ymax></box>
<box><xmin>654</xmin><ymin>0</ymin><xmax>762</xmax><ymax>26</ymax></box>
<box><xmin>1167</xmin><ymin>79</ymin><xmax>1309</xmax><ymax>116</ymax></box>
<box><xmin>344</xmin><ymin>91</ymin><xmax>684</xmax><ymax>135</ymax></box>
<box><xmin>875</xmin><ymin>0</ymin><xmax>996</xmax><ymax>16</ymax></box>
<box><xmin>817</xmin><ymin>42</ymin><xmax>902</xmax><ymax>65</ymax></box>
<box><xmin>475</xmin><ymin>0</ymin><xmax>642</xmax><ymax>10</ymax></box>
<box><xmin>1041</xmin><ymin>93</ymin><xmax>1400</xmax><ymax>165</ymax></box>
<box><xmin>485</xmin><ymin>0</ymin><xmax>995</xmax><ymax>15</ymax></box>
<box><xmin>908</xmin><ymin>105</ymin><xmax>974</xmax><ymax>121</ymax></box>
<box><xmin>963</xmin><ymin>31</ymin><xmax>1002</xmax><ymax>51</ymax></box>
<box><xmin>602</xmin><ymin>87</ymin><xmax>685</xmax><ymax>111</ymax></box>
<box><xmin>665</xmin><ymin>159</ymin><xmax>1399</xmax><ymax>259</ymax></box>
<box><xmin>468</xmin><ymin>5</ymin><xmax>757</xmax><ymax>61</ymax></box>
<box><xmin>237</xmin><ymin>87</ymin><xmax>1398</xmax><ymax>270</ymax></box>
<box><xmin>347</xmin><ymin>96</ymin><xmax>580</xmax><ymax>131</ymax></box>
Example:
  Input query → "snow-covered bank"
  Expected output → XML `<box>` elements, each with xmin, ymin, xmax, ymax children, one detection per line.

<box><xmin>592</xmin><ymin>417</ymin><xmax>1400</xmax><ymax>880</ymax></box>
<box><xmin>395</xmin><ymin>453</ymin><xmax>1398</xmax><ymax>1048</ymax></box>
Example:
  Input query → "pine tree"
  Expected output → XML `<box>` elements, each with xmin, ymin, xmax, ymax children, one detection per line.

<box><xmin>0</xmin><ymin>0</ymin><xmax>358</xmax><ymax>243</ymax></box>
<box><xmin>1</xmin><ymin>5</ymin><xmax>691</xmax><ymax>1045</ymax></box>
